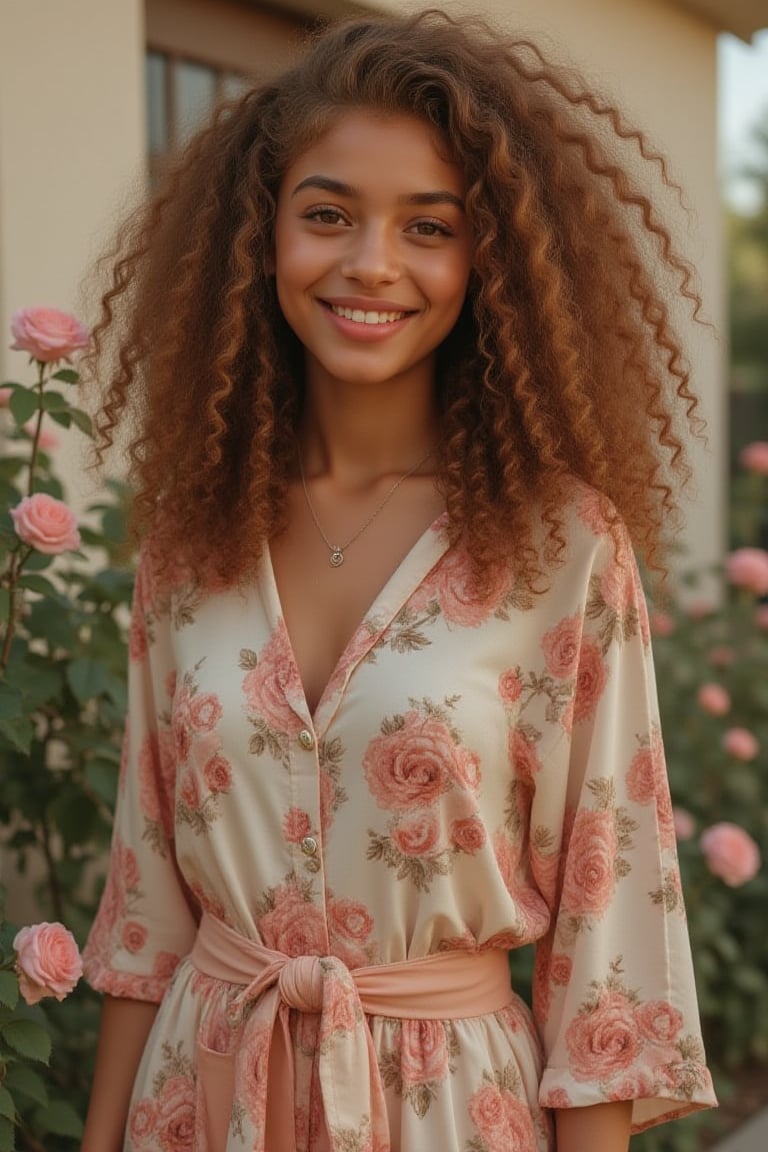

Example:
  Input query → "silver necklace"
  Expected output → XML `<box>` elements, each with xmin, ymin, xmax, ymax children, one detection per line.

<box><xmin>297</xmin><ymin>447</ymin><xmax>434</xmax><ymax>568</ymax></box>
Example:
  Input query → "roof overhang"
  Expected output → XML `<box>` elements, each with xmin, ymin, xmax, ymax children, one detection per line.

<box><xmin>669</xmin><ymin>0</ymin><xmax>767</xmax><ymax>40</ymax></box>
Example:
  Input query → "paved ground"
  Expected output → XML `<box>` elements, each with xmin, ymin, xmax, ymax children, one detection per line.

<box><xmin>711</xmin><ymin>1106</ymin><xmax>768</xmax><ymax>1152</ymax></box>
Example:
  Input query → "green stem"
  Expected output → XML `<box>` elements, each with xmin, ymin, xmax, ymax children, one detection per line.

<box><xmin>0</xmin><ymin>545</ymin><xmax>33</xmax><ymax>674</ymax></box>
<box><xmin>27</xmin><ymin>361</ymin><xmax>47</xmax><ymax>497</ymax></box>
<box><xmin>39</xmin><ymin>808</ymin><xmax>65</xmax><ymax>924</ymax></box>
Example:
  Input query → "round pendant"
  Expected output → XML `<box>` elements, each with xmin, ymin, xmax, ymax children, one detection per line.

<box><xmin>330</xmin><ymin>548</ymin><xmax>344</xmax><ymax>568</ymax></box>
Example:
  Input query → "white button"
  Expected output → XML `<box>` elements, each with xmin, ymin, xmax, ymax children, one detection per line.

<box><xmin>298</xmin><ymin>729</ymin><xmax>315</xmax><ymax>750</ymax></box>
<box><xmin>300</xmin><ymin>836</ymin><xmax>318</xmax><ymax>857</ymax></box>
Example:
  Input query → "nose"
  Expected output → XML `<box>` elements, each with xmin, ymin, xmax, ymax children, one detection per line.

<box><xmin>340</xmin><ymin>223</ymin><xmax>400</xmax><ymax>286</ymax></box>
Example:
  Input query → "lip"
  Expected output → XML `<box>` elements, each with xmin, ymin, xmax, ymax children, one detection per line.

<box><xmin>320</xmin><ymin>301</ymin><xmax>416</xmax><ymax>340</ymax></box>
<box><xmin>320</xmin><ymin>296</ymin><xmax>417</xmax><ymax>312</ymax></box>
<box><xmin>318</xmin><ymin>298</ymin><xmax>415</xmax><ymax>342</ymax></box>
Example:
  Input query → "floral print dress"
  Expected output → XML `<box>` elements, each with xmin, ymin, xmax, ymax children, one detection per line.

<box><xmin>83</xmin><ymin>488</ymin><xmax>716</xmax><ymax>1151</ymax></box>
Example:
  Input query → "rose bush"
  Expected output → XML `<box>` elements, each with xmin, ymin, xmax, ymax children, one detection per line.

<box><xmin>1</xmin><ymin>309</ymin><xmax>134</xmax><ymax>1149</ymax></box>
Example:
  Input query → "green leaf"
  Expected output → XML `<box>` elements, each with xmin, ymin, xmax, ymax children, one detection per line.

<box><xmin>35</xmin><ymin>1098</ymin><xmax>83</xmax><ymax>1138</ymax></box>
<box><xmin>0</xmin><ymin>971</ymin><xmax>18</xmax><ymax>1009</ymax></box>
<box><xmin>68</xmin><ymin>408</ymin><xmax>93</xmax><ymax>436</ymax></box>
<box><xmin>0</xmin><ymin>683</ymin><xmax>23</xmax><ymax>721</ymax></box>
<box><xmin>8</xmin><ymin>388</ymin><xmax>38</xmax><ymax>425</ymax></box>
<box><xmin>85</xmin><ymin>758</ymin><xmax>119</xmax><ymax>807</ymax></box>
<box><xmin>48</xmin><ymin>785</ymin><xmax>99</xmax><ymax>847</ymax></box>
<box><xmin>17</xmin><ymin>573</ymin><xmax>57</xmax><ymax>597</ymax></box>
<box><xmin>0</xmin><ymin>1116</ymin><xmax>13</xmax><ymax>1152</ymax></box>
<box><xmin>52</xmin><ymin>368</ymin><xmax>79</xmax><ymax>384</ymax></box>
<box><xmin>40</xmin><ymin>391</ymin><xmax>68</xmax><ymax>413</ymax></box>
<box><xmin>0</xmin><ymin>1086</ymin><xmax>13</xmax><ymax>1122</ymax></box>
<box><xmin>3</xmin><ymin>1062</ymin><xmax>48</xmax><ymax>1108</ymax></box>
<box><xmin>21</xmin><ymin>550</ymin><xmax>53</xmax><ymax>571</ymax></box>
<box><xmin>0</xmin><ymin>715</ymin><xmax>34</xmax><ymax>755</ymax></box>
<box><xmin>47</xmin><ymin>409</ymin><xmax>72</xmax><ymax>429</ymax></box>
<box><xmin>67</xmin><ymin>658</ymin><xmax>109</xmax><ymax>703</ymax></box>
<box><xmin>1</xmin><ymin>1018</ymin><xmax>51</xmax><ymax>1063</ymax></box>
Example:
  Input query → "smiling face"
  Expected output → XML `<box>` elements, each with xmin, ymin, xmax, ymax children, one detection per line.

<box><xmin>274</xmin><ymin>109</ymin><xmax>473</xmax><ymax>397</ymax></box>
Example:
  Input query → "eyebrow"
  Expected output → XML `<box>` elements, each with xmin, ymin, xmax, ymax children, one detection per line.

<box><xmin>291</xmin><ymin>175</ymin><xmax>465</xmax><ymax>211</ymax></box>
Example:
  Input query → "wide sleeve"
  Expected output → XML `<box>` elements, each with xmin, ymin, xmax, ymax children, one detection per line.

<box><xmin>82</xmin><ymin>547</ymin><xmax>198</xmax><ymax>1003</ymax></box>
<box><xmin>529</xmin><ymin>521</ymin><xmax>717</xmax><ymax>1131</ymax></box>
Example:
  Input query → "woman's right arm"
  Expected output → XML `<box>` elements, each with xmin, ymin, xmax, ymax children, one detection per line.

<box><xmin>80</xmin><ymin>995</ymin><xmax>159</xmax><ymax>1152</ymax></box>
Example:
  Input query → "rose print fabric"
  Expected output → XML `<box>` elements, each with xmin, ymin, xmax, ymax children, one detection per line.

<box><xmin>83</xmin><ymin>489</ymin><xmax>716</xmax><ymax>1151</ymax></box>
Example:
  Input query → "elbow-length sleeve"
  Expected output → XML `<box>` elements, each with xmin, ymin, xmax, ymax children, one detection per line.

<box><xmin>530</xmin><ymin>516</ymin><xmax>716</xmax><ymax>1131</ymax></box>
<box><xmin>82</xmin><ymin>548</ymin><xmax>198</xmax><ymax>1003</ymax></box>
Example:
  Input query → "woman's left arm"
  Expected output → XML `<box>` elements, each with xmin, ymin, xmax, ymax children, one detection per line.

<box><xmin>555</xmin><ymin>1101</ymin><xmax>632</xmax><ymax>1152</ymax></box>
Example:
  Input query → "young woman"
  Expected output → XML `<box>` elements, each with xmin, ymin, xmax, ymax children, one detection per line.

<box><xmin>81</xmin><ymin>10</ymin><xmax>717</xmax><ymax>1151</ymax></box>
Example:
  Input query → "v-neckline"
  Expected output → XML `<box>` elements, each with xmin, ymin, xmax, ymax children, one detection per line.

<box><xmin>262</xmin><ymin>512</ymin><xmax>450</xmax><ymax>735</ymax></box>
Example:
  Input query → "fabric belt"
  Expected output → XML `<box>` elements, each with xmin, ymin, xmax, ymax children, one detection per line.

<box><xmin>190</xmin><ymin>912</ymin><xmax>514</xmax><ymax>1152</ymax></box>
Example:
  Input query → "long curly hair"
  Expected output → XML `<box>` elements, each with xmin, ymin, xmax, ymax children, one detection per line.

<box><xmin>85</xmin><ymin>7</ymin><xmax>704</xmax><ymax>592</ymax></box>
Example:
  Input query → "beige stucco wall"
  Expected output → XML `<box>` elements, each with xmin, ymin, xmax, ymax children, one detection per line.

<box><xmin>373</xmin><ymin>0</ymin><xmax>726</xmax><ymax>575</ymax></box>
<box><xmin>0</xmin><ymin>0</ymin><xmax>146</xmax><ymax>507</ymax></box>
<box><xmin>0</xmin><ymin>0</ymin><xmax>724</xmax><ymax>569</ymax></box>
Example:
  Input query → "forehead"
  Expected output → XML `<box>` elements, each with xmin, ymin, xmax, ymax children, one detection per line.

<box><xmin>281</xmin><ymin>109</ymin><xmax>464</xmax><ymax>195</ymax></box>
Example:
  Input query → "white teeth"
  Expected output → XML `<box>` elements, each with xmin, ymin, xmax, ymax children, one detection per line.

<box><xmin>329</xmin><ymin>304</ymin><xmax>406</xmax><ymax>324</ymax></box>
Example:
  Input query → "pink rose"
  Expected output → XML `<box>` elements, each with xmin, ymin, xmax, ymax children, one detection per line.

<box><xmin>673</xmin><ymin>807</ymin><xmax>696</xmax><ymax>841</ymax></box>
<box><xmin>391</xmin><ymin>809</ymin><xmax>440</xmax><ymax>856</ymax></box>
<box><xmin>203</xmin><ymin>754</ymin><xmax>232</xmax><ymax>793</ymax></box>
<box><xmin>13</xmin><ymin>921</ymin><xmax>82</xmax><ymax>1004</ymax></box>
<box><xmin>626</xmin><ymin>746</ymin><xmax>657</xmax><ymax>805</ymax></box>
<box><xmin>242</xmin><ymin>620</ymin><xmax>304</xmax><ymax>734</ymax></box>
<box><xmin>188</xmin><ymin>693</ymin><xmax>222</xmax><ymax>732</ymax></box>
<box><xmin>400</xmin><ymin>1019</ymin><xmax>449</xmax><ymax>1087</ymax></box>
<box><xmin>722</xmin><ymin>727</ymin><xmax>760</xmax><ymax>761</ymax></box>
<box><xmin>179</xmin><ymin>771</ymin><xmax>201</xmax><ymax>811</ymax></box>
<box><xmin>10</xmin><ymin>493</ymin><xmax>80</xmax><ymax>554</ymax></box>
<box><xmin>429</xmin><ymin>547</ymin><xmax>509</xmax><ymax>627</ymax></box>
<box><xmin>573</xmin><ymin>640</ymin><xmax>609</xmax><ymax>723</ymax></box>
<box><xmin>700</xmin><ymin>822</ymin><xmax>761</xmax><ymax>886</ymax></box>
<box><xmin>550</xmin><ymin>954</ymin><xmax>573</xmax><ymax>985</ymax></box>
<box><xmin>542</xmin><ymin>615</ymin><xmax>582</xmax><ymax>678</ymax></box>
<box><xmin>283</xmin><ymin>807</ymin><xmax>312</xmax><ymax>844</ymax></box>
<box><xmin>498</xmin><ymin>668</ymin><xmax>523</xmax><ymax>705</ymax></box>
<box><xmin>154</xmin><ymin>1073</ymin><xmax>195</xmax><ymax>1152</ymax></box>
<box><xmin>708</xmin><ymin>646</ymin><xmax>735</xmax><ymax>667</ymax></box>
<box><xmin>121</xmin><ymin>921</ymin><xmax>148</xmax><ymax>954</ymax></box>
<box><xmin>635</xmin><ymin>1000</ymin><xmax>683</xmax><ymax>1045</ymax></box>
<box><xmin>561</xmin><ymin>809</ymin><xmax>618</xmax><ymax>917</ymax></box>
<box><xmin>128</xmin><ymin>1099</ymin><xmax>157</xmax><ymax>1141</ymax></box>
<box><xmin>450</xmin><ymin>816</ymin><xmax>486</xmax><ymax>854</ymax></box>
<box><xmin>725</xmin><ymin>548</ymin><xmax>768</xmax><ymax>596</ymax></box>
<box><xmin>607</xmin><ymin>1071</ymin><xmax>655</xmax><ymax>1101</ymax></box>
<box><xmin>508</xmin><ymin>728</ymin><xmax>542</xmax><ymax>780</ymax></box>
<box><xmin>259</xmin><ymin>884</ymin><xmax>327</xmax><ymax>954</ymax></box>
<box><xmin>650</xmin><ymin>610</ymin><xmax>675</xmax><ymax>637</ymax></box>
<box><xmin>452</xmin><ymin>747</ymin><xmax>482</xmax><ymax>791</ymax></box>
<box><xmin>544</xmin><ymin>1087</ymin><xmax>573</xmax><ymax>1108</ymax></box>
<box><xmin>363</xmin><ymin>711</ymin><xmax>454</xmax><ymax>811</ymax></box>
<box><xmin>328</xmin><ymin>897</ymin><xmax>373</xmax><ymax>942</ymax></box>
<box><xmin>10</xmin><ymin>306</ymin><xmax>89</xmax><ymax>363</ymax></box>
<box><xmin>740</xmin><ymin>441</ymin><xmax>768</xmax><ymax>475</ymax></box>
<box><xmin>468</xmin><ymin>1084</ymin><xmax>536</xmax><ymax>1147</ymax></box>
<box><xmin>566</xmin><ymin>991</ymin><xmax>642</xmax><ymax>1081</ymax></box>
<box><xmin>697</xmin><ymin>683</ymin><xmax>731</xmax><ymax>716</ymax></box>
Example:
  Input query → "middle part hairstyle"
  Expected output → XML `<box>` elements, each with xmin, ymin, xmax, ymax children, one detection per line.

<box><xmin>88</xmin><ymin>8</ymin><xmax>704</xmax><ymax>592</ymax></box>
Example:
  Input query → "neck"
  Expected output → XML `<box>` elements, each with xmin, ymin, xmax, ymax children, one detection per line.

<box><xmin>299</xmin><ymin>372</ymin><xmax>439</xmax><ymax>485</ymax></box>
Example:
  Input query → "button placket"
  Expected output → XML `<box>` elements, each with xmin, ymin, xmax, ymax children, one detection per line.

<box><xmin>294</xmin><ymin>726</ymin><xmax>322</xmax><ymax>874</ymax></box>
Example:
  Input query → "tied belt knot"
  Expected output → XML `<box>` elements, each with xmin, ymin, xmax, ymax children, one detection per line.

<box><xmin>276</xmin><ymin>954</ymin><xmax>325</xmax><ymax>1013</ymax></box>
<box><xmin>191</xmin><ymin>912</ymin><xmax>515</xmax><ymax>1152</ymax></box>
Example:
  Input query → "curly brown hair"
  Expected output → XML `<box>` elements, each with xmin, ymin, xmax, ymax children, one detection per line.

<box><xmin>85</xmin><ymin>7</ymin><xmax>704</xmax><ymax>592</ymax></box>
